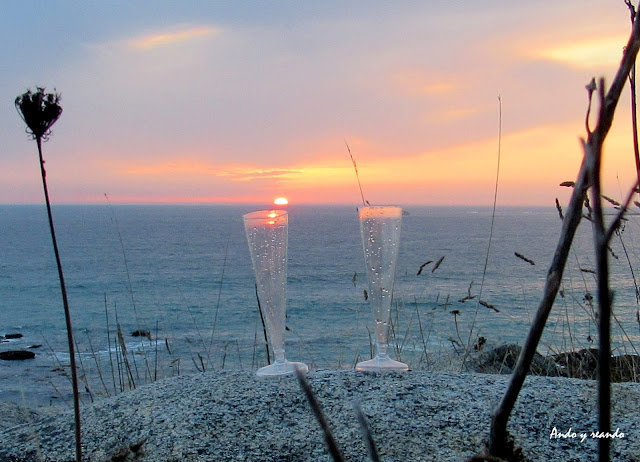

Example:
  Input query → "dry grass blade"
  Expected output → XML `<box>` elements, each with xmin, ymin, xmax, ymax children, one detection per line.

<box><xmin>458</xmin><ymin>281</ymin><xmax>476</xmax><ymax>303</ymax></box>
<box><xmin>104</xmin><ymin>295</ymin><xmax>117</xmax><ymax>395</ymax></box>
<box><xmin>117</xmin><ymin>323</ymin><xmax>136</xmax><ymax>390</ymax></box>
<box><xmin>346</xmin><ymin>140</ymin><xmax>368</xmax><ymax>207</ymax></box>
<box><xmin>555</xmin><ymin>198</ymin><xmax>564</xmax><ymax>220</ymax></box>
<box><xmin>514</xmin><ymin>252</ymin><xmax>535</xmax><ymax>265</ymax></box>
<box><xmin>85</xmin><ymin>329</ymin><xmax>110</xmax><ymax>398</ymax></box>
<box><xmin>255</xmin><ymin>283</ymin><xmax>271</xmax><ymax>365</ymax></box>
<box><xmin>479</xmin><ymin>300</ymin><xmax>499</xmax><ymax>313</ymax></box>
<box><xmin>417</xmin><ymin>260</ymin><xmax>433</xmax><ymax>275</ymax></box>
<box><xmin>105</xmin><ymin>193</ymin><xmax>148</xmax><ymax>382</ymax></box>
<box><xmin>601</xmin><ymin>194</ymin><xmax>621</xmax><ymax>207</ymax></box>
<box><xmin>354</xmin><ymin>403</ymin><xmax>380</xmax><ymax>462</ymax></box>
<box><xmin>432</xmin><ymin>256</ymin><xmax>445</xmax><ymax>273</ymax></box>
<box><xmin>604</xmin><ymin>180</ymin><xmax>640</xmax><ymax>243</ymax></box>
<box><xmin>295</xmin><ymin>369</ymin><xmax>345</xmax><ymax>462</ymax></box>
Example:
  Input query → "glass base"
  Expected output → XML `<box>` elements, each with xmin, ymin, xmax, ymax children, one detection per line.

<box><xmin>256</xmin><ymin>360</ymin><xmax>309</xmax><ymax>377</ymax></box>
<box><xmin>356</xmin><ymin>354</ymin><xmax>409</xmax><ymax>372</ymax></box>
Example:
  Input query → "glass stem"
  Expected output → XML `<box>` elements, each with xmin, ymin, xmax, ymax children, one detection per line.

<box><xmin>376</xmin><ymin>342</ymin><xmax>389</xmax><ymax>358</ymax></box>
<box><xmin>274</xmin><ymin>348</ymin><xmax>286</xmax><ymax>364</ymax></box>
<box><xmin>375</xmin><ymin>320</ymin><xmax>390</xmax><ymax>358</ymax></box>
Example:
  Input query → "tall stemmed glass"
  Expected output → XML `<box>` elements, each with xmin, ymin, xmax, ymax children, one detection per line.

<box><xmin>244</xmin><ymin>209</ymin><xmax>308</xmax><ymax>377</ymax></box>
<box><xmin>356</xmin><ymin>206</ymin><xmax>409</xmax><ymax>371</ymax></box>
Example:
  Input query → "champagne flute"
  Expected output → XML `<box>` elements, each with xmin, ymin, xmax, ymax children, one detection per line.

<box><xmin>243</xmin><ymin>209</ymin><xmax>308</xmax><ymax>376</ymax></box>
<box><xmin>356</xmin><ymin>206</ymin><xmax>408</xmax><ymax>372</ymax></box>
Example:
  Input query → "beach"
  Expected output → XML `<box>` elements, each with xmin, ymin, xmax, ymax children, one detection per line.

<box><xmin>0</xmin><ymin>369</ymin><xmax>638</xmax><ymax>461</ymax></box>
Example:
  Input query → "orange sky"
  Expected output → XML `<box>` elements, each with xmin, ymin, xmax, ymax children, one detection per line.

<box><xmin>2</xmin><ymin>2</ymin><xmax>639</xmax><ymax>206</ymax></box>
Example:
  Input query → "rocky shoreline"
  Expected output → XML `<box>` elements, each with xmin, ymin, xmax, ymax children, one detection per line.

<box><xmin>0</xmin><ymin>370</ymin><xmax>638</xmax><ymax>461</ymax></box>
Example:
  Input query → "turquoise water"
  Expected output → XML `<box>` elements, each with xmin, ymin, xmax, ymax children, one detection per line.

<box><xmin>1</xmin><ymin>204</ymin><xmax>639</xmax><ymax>405</ymax></box>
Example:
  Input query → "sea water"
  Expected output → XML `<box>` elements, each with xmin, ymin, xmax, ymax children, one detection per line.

<box><xmin>1</xmin><ymin>204</ymin><xmax>639</xmax><ymax>406</ymax></box>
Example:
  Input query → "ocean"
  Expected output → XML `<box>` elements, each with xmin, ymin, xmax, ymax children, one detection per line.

<box><xmin>1</xmin><ymin>204</ymin><xmax>639</xmax><ymax>407</ymax></box>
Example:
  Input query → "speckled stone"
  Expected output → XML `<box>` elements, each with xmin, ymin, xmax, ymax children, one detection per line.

<box><xmin>0</xmin><ymin>370</ymin><xmax>638</xmax><ymax>461</ymax></box>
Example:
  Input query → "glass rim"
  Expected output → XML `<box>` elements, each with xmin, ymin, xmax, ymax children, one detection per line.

<box><xmin>358</xmin><ymin>205</ymin><xmax>402</xmax><ymax>218</ymax></box>
<box><xmin>243</xmin><ymin>209</ymin><xmax>288</xmax><ymax>221</ymax></box>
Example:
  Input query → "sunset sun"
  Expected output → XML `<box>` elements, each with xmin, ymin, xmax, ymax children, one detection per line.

<box><xmin>274</xmin><ymin>197</ymin><xmax>289</xmax><ymax>206</ymax></box>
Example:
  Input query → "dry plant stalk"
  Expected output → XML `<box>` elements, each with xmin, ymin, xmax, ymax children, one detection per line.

<box><xmin>296</xmin><ymin>369</ymin><xmax>345</xmax><ymax>462</ymax></box>
<box><xmin>15</xmin><ymin>88</ymin><xmax>82</xmax><ymax>462</ymax></box>
<box><xmin>488</xmin><ymin>7</ymin><xmax>640</xmax><ymax>461</ymax></box>
<box><xmin>345</xmin><ymin>140</ymin><xmax>368</xmax><ymax>206</ymax></box>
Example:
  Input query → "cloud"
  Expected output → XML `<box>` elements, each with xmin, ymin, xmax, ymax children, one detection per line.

<box><xmin>119</xmin><ymin>160</ymin><xmax>302</xmax><ymax>182</ymax></box>
<box><xmin>532</xmin><ymin>35</ymin><xmax>628</xmax><ymax>69</ymax></box>
<box><xmin>127</xmin><ymin>26</ymin><xmax>220</xmax><ymax>51</ymax></box>
<box><xmin>218</xmin><ymin>168</ymin><xmax>303</xmax><ymax>182</ymax></box>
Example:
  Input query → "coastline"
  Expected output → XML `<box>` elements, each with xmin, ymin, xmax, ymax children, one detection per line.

<box><xmin>0</xmin><ymin>370</ymin><xmax>638</xmax><ymax>461</ymax></box>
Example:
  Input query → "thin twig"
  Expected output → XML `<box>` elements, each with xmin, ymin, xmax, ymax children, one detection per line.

<box><xmin>255</xmin><ymin>283</ymin><xmax>271</xmax><ymax>365</ymax></box>
<box><xmin>296</xmin><ymin>369</ymin><xmax>345</xmax><ymax>462</ymax></box>
<box><xmin>463</xmin><ymin>95</ymin><xmax>502</xmax><ymax>369</ymax></box>
<box><xmin>625</xmin><ymin>0</ymin><xmax>640</xmax><ymax>197</ymax></box>
<box><xmin>354</xmin><ymin>403</ymin><xmax>380</xmax><ymax>462</ymax></box>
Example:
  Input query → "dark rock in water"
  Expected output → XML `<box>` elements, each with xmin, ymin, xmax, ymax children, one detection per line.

<box><xmin>0</xmin><ymin>350</ymin><xmax>35</xmax><ymax>361</ymax></box>
<box><xmin>553</xmin><ymin>348</ymin><xmax>599</xmax><ymax>380</ymax></box>
<box><xmin>476</xmin><ymin>344</ymin><xmax>564</xmax><ymax>377</ymax></box>
<box><xmin>131</xmin><ymin>329</ymin><xmax>152</xmax><ymax>340</ymax></box>
<box><xmin>4</xmin><ymin>333</ymin><xmax>23</xmax><ymax>340</ymax></box>
<box><xmin>553</xmin><ymin>349</ymin><xmax>640</xmax><ymax>382</ymax></box>
<box><xmin>612</xmin><ymin>354</ymin><xmax>640</xmax><ymax>382</ymax></box>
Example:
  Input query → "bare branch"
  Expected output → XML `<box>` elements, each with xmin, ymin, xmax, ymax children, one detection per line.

<box><xmin>489</xmin><ymin>6</ymin><xmax>640</xmax><ymax>459</ymax></box>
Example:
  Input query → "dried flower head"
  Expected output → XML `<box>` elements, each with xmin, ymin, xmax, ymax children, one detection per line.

<box><xmin>15</xmin><ymin>87</ymin><xmax>62</xmax><ymax>140</ymax></box>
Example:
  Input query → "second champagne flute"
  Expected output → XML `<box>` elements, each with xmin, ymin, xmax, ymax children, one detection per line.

<box><xmin>356</xmin><ymin>205</ymin><xmax>408</xmax><ymax>372</ymax></box>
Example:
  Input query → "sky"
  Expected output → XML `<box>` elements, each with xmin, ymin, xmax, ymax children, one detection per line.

<box><xmin>1</xmin><ymin>1</ymin><xmax>639</xmax><ymax>206</ymax></box>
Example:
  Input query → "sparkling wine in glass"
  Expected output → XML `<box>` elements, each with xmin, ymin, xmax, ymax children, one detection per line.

<box><xmin>244</xmin><ymin>209</ymin><xmax>308</xmax><ymax>377</ymax></box>
<box><xmin>356</xmin><ymin>206</ymin><xmax>408</xmax><ymax>372</ymax></box>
